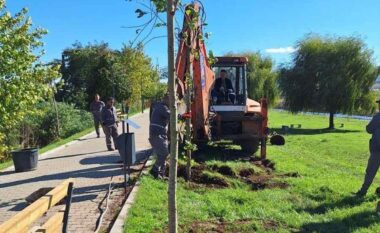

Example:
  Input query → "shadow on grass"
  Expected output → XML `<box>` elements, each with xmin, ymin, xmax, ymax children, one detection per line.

<box><xmin>301</xmin><ymin>195</ymin><xmax>376</xmax><ymax>215</ymax></box>
<box><xmin>298</xmin><ymin>186</ymin><xmax>377</xmax><ymax>215</ymax></box>
<box><xmin>300</xmin><ymin>210</ymin><xmax>380</xmax><ymax>233</ymax></box>
<box><xmin>193</xmin><ymin>141</ymin><xmax>253</xmax><ymax>163</ymax></box>
<box><xmin>271</xmin><ymin>128</ymin><xmax>361</xmax><ymax>136</ymax></box>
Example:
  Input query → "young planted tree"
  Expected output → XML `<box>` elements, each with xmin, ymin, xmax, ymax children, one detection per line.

<box><xmin>0</xmin><ymin>0</ymin><xmax>59</xmax><ymax>159</ymax></box>
<box><xmin>279</xmin><ymin>35</ymin><xmax>378</xmax><ymax>129</ymax></box>
<box><xmin>128</xmin><ymin>1</ymin><xmax>206</xmax><ymax>231</ymax></box>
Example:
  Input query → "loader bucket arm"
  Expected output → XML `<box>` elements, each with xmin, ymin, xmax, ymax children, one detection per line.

<box><xmin>176</xmin><ymin>3</ymin><xmax>214</xmax><ymax>141</ymax></box>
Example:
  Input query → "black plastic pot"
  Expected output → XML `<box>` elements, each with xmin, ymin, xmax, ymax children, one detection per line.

<box><xmin>11</xmin><ymin>148</ymin><xmax>38</xmax><ymax>172</ymax></box>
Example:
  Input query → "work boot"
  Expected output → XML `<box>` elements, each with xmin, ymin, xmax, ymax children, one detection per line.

<box><xmin>107</xmin><ymin>146</ymin><xmax>115</xmax><ymax>151</ymax></box>
<box><xmin>97</xmin><ymin>134</ymin><xmax>100</xmax><ymax>138</ymax></box>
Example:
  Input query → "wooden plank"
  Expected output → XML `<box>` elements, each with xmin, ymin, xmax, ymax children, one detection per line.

<box><xmin>0</xmin><ymin>178</ymin><xmax>74</xmax><ymax>233</ymax></box>
<box><xmin>40</xmin><ymin>210</ymin><xmax>64</xmax><ymax>233</ymax></box>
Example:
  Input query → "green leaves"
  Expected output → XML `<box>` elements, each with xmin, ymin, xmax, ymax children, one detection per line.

<box><xmin>279</xmin><ymin>35</ymin><xmax>378</xmax><ymax>118</ymax></box>
<box><xmin>0</xmin><ymin>1</ymin><xmax>59</xmax><ymax>156</ymax></box>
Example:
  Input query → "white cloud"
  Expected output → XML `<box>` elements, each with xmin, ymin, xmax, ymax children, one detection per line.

<box><xmin>265</xmin><ymin>46</ymin><xmax>297</xmax><ymax>54</ymax></box>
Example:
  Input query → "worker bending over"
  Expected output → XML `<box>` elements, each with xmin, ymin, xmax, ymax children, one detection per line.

<box><xmin>356</xmin><ymin>99</ymin><xmax>380</xmax><ymax>197</ymax></box>
<box><xmin>212</xmin><ymin>69</ymin><xmax>235</xmax><ymax>104</ymax></box>
<box><xmin>101</xmin><ymin>97</ymin><xmax>119</xmax><ymax>151</ymax></box>
<box><xmin>149</xmin><ymin>94</ymin><xmax>170</xmax><ymax>179</ymax></box>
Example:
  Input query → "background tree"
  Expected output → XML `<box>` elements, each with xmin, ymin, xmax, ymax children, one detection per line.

<box><xmin>279</xmin><ymin>35</ymin><xmax>379</xmax><ymax>129</ymax></box>
<box><xmin>56</xmin><ymin>42</ymin><xmax>162</xmax><ymax>109</ymax></box>
<box><xmin>0</xmin><ymin>1</ymin><xmax>59</xmax><ymax>158</ymax></box>
<box><xmin>226</xmin><ymin>52</ymin><xmax>279</xmax><ymax>106</ymax></box>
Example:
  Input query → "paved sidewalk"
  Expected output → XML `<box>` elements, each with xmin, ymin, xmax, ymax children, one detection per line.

<box><xmin>0</xmin><ymin>112</ymin><xmax>150</xmax><ymax>233</ymax></box>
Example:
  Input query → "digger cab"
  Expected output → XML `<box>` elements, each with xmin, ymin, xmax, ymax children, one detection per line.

<box><xmin>210</xmin><ymin>57</ymin><xmax>249</xmax><ymax>117</ymax></box>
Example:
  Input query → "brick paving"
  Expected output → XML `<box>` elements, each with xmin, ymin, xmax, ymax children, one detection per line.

<box><xmin>0</xmin><ymin>112</ymin><xmax>150</xmax><ymax>233</ymax></box>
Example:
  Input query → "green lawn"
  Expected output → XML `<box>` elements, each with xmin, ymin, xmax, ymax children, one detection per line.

<box><xmin>124</xmin><ymin>110</ymin><xmax>380</xmax><ymax>233</ymax></box>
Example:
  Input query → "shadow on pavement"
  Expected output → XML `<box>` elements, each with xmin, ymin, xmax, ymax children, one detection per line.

<box><xmin>39</xmin><ymin>150</ymin><xmax>109</xmax><ymax>161</ymax></box>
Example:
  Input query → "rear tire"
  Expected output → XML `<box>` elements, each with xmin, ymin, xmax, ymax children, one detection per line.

<box><xmin>239</xmin><ymin>139</ymin><xmax>259</xmax><ymax>154</ymax></box>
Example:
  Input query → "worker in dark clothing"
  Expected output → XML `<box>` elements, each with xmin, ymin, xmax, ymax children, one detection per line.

<box><xmin>90</xmin><ymin>94</ymin><xmax>105</xmax><ymax>138</ymax></box>
<box><xmin>101</xmin><ymin>97</ymin><xmax>119</xmax><ymax>151</ymax></box>
<box><xmin>356</xmin><ymin>99</ymin><xmax>380</xmax><ymax>197</ymax></box>
<box><xmin>149</xmin><ymin>94</ymin><xmax>170</xmax><ymax>179</ymax></box>
<box><xmin>212</xmin><ymin>69</ymin><xmax>235</xmax><ymax>104</ymax></box>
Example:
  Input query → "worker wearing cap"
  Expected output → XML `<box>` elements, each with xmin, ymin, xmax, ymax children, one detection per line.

<box><xmin>90</xmin><ymin>94</ymin><xmax>105</xmax><ymax>138</ymax></box>
<box><xmin>356</xmin><ymin>99</ymin><xmax>380</xmax><ymax>197</ymax></box>
<box><xmin>149</xmin><ymin>94</ymin><xmax>170</xmax><ymax>179</ymax></box>
<box><xmin>101</xmin><ymin>97</ymin><xmax>119</xmax><ymax>151</ymax></box>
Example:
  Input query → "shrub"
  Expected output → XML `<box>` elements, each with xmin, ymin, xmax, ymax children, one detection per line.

<box><xmin>0</xmin><ymin>101</ymin><xmax>92</xmax><ymax>162</ymax></box>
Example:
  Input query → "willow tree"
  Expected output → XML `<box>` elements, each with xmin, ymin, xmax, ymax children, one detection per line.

<box><xmin>279</xmin><ymin>35</ymin><xmax>378</xmax><ymax>129</ymax></box>
<box><xmin>0</xmin><ymin>1</ymin><xmax>59</xmax><ymax>159</ymax></box>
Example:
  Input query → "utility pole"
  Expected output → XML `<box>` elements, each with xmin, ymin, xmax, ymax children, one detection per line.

<box><xmin>167</xmin><ymin>0</ymin><xmax>178</xmax><ymax>232</ymax></box>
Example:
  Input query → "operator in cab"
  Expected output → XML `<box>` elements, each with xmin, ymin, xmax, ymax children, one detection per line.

<box><xmin>212</xmin><ymin>69</ymin><xmax>235</xmax><ymax>104</ymax></box>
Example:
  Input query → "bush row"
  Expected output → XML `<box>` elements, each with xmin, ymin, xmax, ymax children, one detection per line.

<box><xmin>0</xmin><ymin>101</ymin><xmax>93</xmax><ymax>162</ymax></box>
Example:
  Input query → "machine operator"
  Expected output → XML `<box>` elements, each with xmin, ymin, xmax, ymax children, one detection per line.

<box><xmin>212</xmin><ymin>69</ymin><xmax>235</xmax><ymax>104</ymax></box>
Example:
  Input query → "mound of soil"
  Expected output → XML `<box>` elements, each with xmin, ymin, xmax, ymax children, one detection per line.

<box><xmin>250</xmin><ymin>157</ymin><xmax>276</xmax><ymax>171</ymax></box>
<box><xmin>209</xmin><ymin>164</ymin><xmax>237</xmax><ymax>177</ymax></box>
<box><xmin>239</xmin><ymin>168</ymin><xmax>255</xmax><ymax>177</ymax></box>
<box><xmin>243</xmin><ymin>173</ymin><xmax>289</xmax><ymax>191</ymax></box>
<box><xmin>200</xmin><ymin>172</ymin><xmax>229</xmax><ymax>187</ymax></box>
<box><xmin>166</xmin><ymin>163</ymin><xmax>230</xmax><ymax>188</ymax></box>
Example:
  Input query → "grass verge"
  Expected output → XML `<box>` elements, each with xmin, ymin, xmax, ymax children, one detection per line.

<box><xmin>124</xmin><ymin>110</ymin><xmax>380</xmax><ymax>233</ymax></box>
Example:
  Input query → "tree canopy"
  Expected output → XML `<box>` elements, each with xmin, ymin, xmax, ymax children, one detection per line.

<box><xmin>0</xmin><ymin>1</ymin><xmax>59</xmax><ymax>155</ymax></box>
<box><xmin>279</xmin><ymin>35</ymin><xmax>379</xmax><ymax>129</ymax></box>
<box><xmin>56</xmin><ymin>42</ymin><xmax>163</xmax><ymax>109</ymax></box>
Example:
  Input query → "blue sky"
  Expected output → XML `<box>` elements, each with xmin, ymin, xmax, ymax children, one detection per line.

<box><xmin>6</xmin><ymin>0</ymin><xmax>380</xmax><ymax>67</ymax></box>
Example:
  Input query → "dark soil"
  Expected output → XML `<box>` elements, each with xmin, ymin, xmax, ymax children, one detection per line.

<box><xmin>209</xmin><ymin>164</ymin><xmax>237</xmax><ymax>177</ymax></box>
<box><xmin>200</xmin><ymin>172</ymin><xmax>230</xmax><ymax>187</ymax></box>
<box><xmin>166</xmin><ymin>163</ymin><xmax>230</xmax><ymax>188</ymax></box>
<box><xmin>250</xmin><ymin>157</ymin><xmax>276</xmax><ymax>171</ymax></box>
<box><xmin>239</xmin><ymin>168</ymin><xmax>255</xmax><ymax>177</ymax></box>
<box><xmin>99</xmin><ymin>162</ymin><xmax>146</xmax><ymax>233</ymax></box>
<box><xmin>242</xmin><ymin>173</ymin><xmax>289</xmax><ymax>191</ymax></box>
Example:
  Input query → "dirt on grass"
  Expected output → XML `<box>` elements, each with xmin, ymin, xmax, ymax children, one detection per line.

<box><xmin>250</xmin><ymin>157</ymin><xmax>276</xmax><ymax>171</ymax></box>
<box><xmin>158</xmin><ymin>218</ymin><xmax>283</xmax><ymax>233</ymax></box>
<box><xmin>241</xmin><ymin>172</ymin><xmax>289</xmax><ymax>190</ymax></box>
<box><xmin>167</xmin><ymin>163</ymin><xmax>230</xmax><ymax>188</ymax></box>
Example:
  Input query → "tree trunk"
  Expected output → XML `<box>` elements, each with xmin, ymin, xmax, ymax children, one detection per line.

<box><xmin>329</xmin><ymin>111</ymin><xmax>334</xmax><ymax>129</ymax></box>
<box><xmin>185</xmin><ymin>33</ymin><xmax>192</xmax><ymax>182</ymax></box>
<box><xmin>167</xmin><ymin>1</ymin><xmax>178</xmax><ymax>233</ymax></box>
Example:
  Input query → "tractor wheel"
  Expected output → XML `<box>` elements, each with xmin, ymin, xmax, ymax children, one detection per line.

<box><xmin>239</xmin><ymin>139</ymin><xmax>259</xmax><ymax>154</ymax></box>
